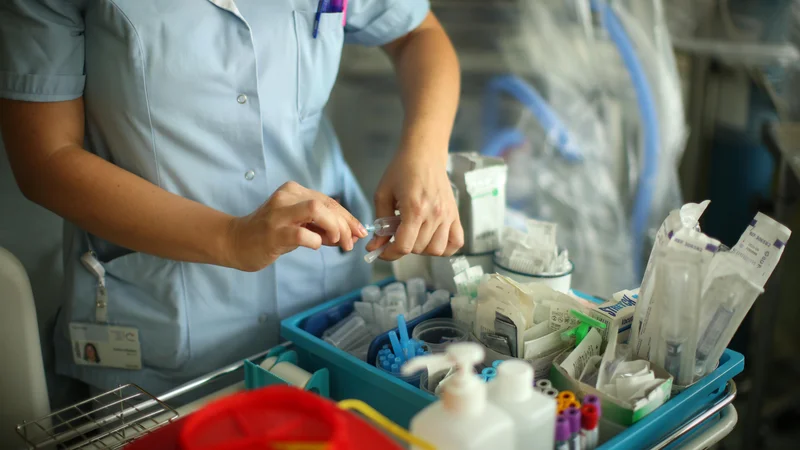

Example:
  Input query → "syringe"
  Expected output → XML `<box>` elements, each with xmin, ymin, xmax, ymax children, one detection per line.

<box><xmin>653</xmin><ymin>251</ymin><xmax>702</xmax><ymax>386</ymax></box>
<box><xmin>364</xmin><ymin>216</ymin><xmax>401</xmax><ymax>236</ymax></box>
<box><xmin>694</xmin><ymin>303</ymin><xmax>734</xmax><ymax>374</ymax></box>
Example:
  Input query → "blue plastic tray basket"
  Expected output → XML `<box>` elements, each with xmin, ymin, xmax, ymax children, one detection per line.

<box><xmin>281</xmin><ymin>279</ymin><xmax>440</xmax><ymax>427</ymax></box>
<box><xmin>282</xmin><ymin>279</ymin><xmax>745</xmax><ymax>440</ymax></box>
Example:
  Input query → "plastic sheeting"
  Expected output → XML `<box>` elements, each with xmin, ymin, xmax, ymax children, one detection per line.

<box><xmin>489</xmin><ymin>0</ymin><xmax>687</xmax><ymax>296</ymax></box>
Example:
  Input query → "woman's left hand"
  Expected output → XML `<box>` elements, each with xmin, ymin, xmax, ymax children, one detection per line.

<box><xmin>367</xmin><ymin>150</ymin><xmax>463</xmax><ymax>261</ymax></box>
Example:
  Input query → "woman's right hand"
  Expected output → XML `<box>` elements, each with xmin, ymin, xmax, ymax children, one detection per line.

<box><xmin>226</xmin><ymin>181</ymin><xmax>368</xmax><ymax>272</ymax></box>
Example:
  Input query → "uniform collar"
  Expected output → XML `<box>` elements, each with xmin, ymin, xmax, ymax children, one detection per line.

<box><xmin>205</xmin><ymin>0</ymin><xmax>245</xmax><ymax>20</ymax></box>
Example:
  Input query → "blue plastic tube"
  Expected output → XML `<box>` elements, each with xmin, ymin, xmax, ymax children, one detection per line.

<box><xmin>482</xmin><ymin>75</ymin><xmax>583</xmax><ymax>163</ymax></box>
<box><xmin>592</xmin><ymin>0</ymin><xmax>660</xmax><ymax>278</ymax></box>
<box><xmin>389</xmin><ymin>331</ymin><xmax>403</xmax><ymax>362</ymax></box>
<box><xmin>397</xmin><ymin>314</ymin><xmax>410</xmax><ymax>348</ymax></box>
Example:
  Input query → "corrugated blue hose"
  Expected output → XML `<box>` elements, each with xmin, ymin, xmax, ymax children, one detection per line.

<box><xmin>480</xmin><ymin>0</ymin><xmax>660</xmax><ymax>279</ymax></box>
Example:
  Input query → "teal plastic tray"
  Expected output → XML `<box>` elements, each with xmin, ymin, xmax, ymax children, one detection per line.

<box><xmin>281</xmin><ymin>279</ymin><xmax>437</xmax><ymax>428</ymax></box>
<box><xmin>281</xmin><ymin>279</ymin><xmax>745</xmax><ymax>437</ymax></box>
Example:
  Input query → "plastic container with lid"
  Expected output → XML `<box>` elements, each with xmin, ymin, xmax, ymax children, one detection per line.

<box><xmin>401</xmin><ymin>342</ymin><xmax>514</xmax><ymax>450</ymax></box>
<box><xmin>126</xmin><ymin>385</ymin><xmax>405</xmax><ymax>450</ymax></box>
<box><xmin>411</xmin><ymin>318</ymin><xmax>471</xmax><ymax>353</ymax></box>
<box><xmin>488</xmin><ymin>359</ymin><xmax>557</xmax><ymax>450</ymax></box>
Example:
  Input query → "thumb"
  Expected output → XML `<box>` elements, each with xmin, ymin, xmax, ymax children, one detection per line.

<box><xmin>367</xmin><ymin>189</ymin><xmax>396</xmax><ymax>251</ymax></box>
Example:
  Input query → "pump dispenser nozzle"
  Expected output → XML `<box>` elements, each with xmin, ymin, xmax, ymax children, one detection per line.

<box><xmin>403</xmin><ymin>342</ymin><xmax>485</xmax><ymax>415</ymax></box>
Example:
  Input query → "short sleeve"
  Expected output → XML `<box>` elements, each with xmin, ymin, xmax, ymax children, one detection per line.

<box><xmin>0</xmin><ymin>0</ymin><xmax>86</xmax><ymax>102</ymax></box>
<box><xmin>344</xmin><ymin>0</ymin><xmax>430</xmax><ymax>47</ymax></box>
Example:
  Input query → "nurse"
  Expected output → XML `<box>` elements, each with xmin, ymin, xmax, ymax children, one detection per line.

<box><xmin>0</xmin><ymin>0</ymin><xmax>462</xmax><ymax>398</ymax></box>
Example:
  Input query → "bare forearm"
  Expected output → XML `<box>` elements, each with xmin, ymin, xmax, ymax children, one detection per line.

<box><xmin>17</xmin><ymin>145</ymin><xmax>236</xmax><ymax>267</ymax></box>
<box><xmin>385</xmin><ymin>13</ymin><xmax>460</xmax><ymax>166</ymax></box>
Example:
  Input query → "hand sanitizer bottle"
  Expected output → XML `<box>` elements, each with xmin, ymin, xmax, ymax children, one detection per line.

<box><xmin>401</xmin><ymin>343</ymin><xmax>515</xmax><ymax>450</ymax></box>
<box><xmin>488</xmin><ymin>360</ymin><xmax>557</xmax><ymax>450</ymax></box>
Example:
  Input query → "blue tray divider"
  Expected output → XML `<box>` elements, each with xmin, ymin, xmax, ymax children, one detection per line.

<box><xmin>243</xmin><ymin>347</ymin><xmax>331</xmax><ymax>398</ymax></box>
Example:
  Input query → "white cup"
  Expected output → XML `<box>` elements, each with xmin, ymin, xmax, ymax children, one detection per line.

<box><xmin>492</xmin><ymin>255</ymin><xmax>574</xmax><ymax>293</ymax></box>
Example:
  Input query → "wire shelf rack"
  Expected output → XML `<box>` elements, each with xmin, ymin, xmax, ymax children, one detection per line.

<box><xmin>16</xmin><ymin>384</ymin><xmax>178</xmax><ymax>449</ymax></box>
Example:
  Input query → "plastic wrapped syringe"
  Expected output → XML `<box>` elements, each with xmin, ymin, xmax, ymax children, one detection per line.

<box><xmin>650</xmin><ymin>249</ymin><xmax>703</xmax><ymax>386</ymax></box>
<box><xmin>694</xmin><ymin>254</ymin><xmax>763</xmax><ymax>378</ymax></box>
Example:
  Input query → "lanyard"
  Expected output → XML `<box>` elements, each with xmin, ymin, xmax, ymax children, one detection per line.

<box><xmin>81</xmin><ymin>251</ymin><xmax>109</xmax><ymax>323</ymax></box>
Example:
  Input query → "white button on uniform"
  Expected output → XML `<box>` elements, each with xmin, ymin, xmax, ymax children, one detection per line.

<box><xmin>258</xmin><ymin>314</ymin><xmax>268</xmax><ymax>324</ymax></box>
<box><xmin>244</xmin><ymin>170</ymin><xmax>255</xmax><ymax>180</ymax></box>
<box><xmin>237</xmin><ymin>94</ymin><xmax>247</xmax><ymax>104</ymax></box>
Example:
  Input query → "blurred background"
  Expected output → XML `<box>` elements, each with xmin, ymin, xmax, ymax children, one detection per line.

<box><xmin>2</xmin><ymin>0</ymin><xmax>800</xmax><ymax>448</ymax></box>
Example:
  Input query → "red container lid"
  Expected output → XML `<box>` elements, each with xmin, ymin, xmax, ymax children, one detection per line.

<box><xmin>126</xmin><ymin>385</ymin><xmax>404</xmax><ymax>450</ymax></box>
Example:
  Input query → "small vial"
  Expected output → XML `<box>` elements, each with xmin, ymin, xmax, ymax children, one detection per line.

<box><xmin>384</xmin><ymin>290</ymin><xmax>408</xmax><ymax>310</ymax></box>
<box><xmin>543</xmin><ymin>387</ymin><xmax>559</xmax><ymax>398</ymax></box>
<box><xmin>365</xmin><ymin>216</ymin><xmax>402</xmax><ymax>236</ymax></box>
<box><xmin>384</xmin><ymin>281</ymin><xmax>406</xmax><ymax>294</ymax></box>
<box><xmin>406</xmin><ymin>277</ymin><xmax>427</xmax><ymax>310</ymax></box>
<box><xmin>430</xmin><ymin>289</ymin><xmax>451</xmax><ymax>307</ymax></box>
<box><xmin>361</xmin><ymin>285</ymin><xmax>381</xmax><ymax>304</ymax></box>
<box><xmin>664</xmin><ymin>339</ymin><xmax>685</xmax><ymax>378</ymax></box>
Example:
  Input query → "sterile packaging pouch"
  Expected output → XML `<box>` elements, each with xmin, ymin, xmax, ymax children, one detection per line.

<box><xmin>694</xmin><ymin>252</ymin><xmax>764</xmax><ymax>378</ymax></box>
<box><xmin>523</xmin><ymin>282</ymin><xmax>592</xmax><ymax>330</ymax></box>
<box><xmin>478</xmin><ymin>274</ymin><xmax>537</xmax><ymax>325</ymax></box>
<box><xmin>559</xmin><ymin>328</ymin><xmax>603</xmax><ymax>379</ymax></box>
<box><xmin>449</xmin><ymin>153</ymin><xmax>508</xmax><ymax>254</ymax></box>
<box><xmin>474</xmin><ymin>275</ymin><xmax>531</xmax><ymax>358</ymax></box>
<box><xmin>524</xmin><ymin>328</ymin><xmax>572</xmax><ymax>361</ymax></box>
<box><xmin>632</xmin><ymin>200</ymin><xmax>715</xmax><ymax>360</ymax></box>
<box><xmin>579</xmin><ymin>355</ymin><xmax>603</xmax><ymax>387</ymax></box>
<box><xmin>729</xmin><ymin>212</ymin><xmax>792</xmax><ymax>288</ymax></box>
<box><xmin>451</xmin><ymin>295</ymin><xmax>478</xmax><ymax>332</ymax></box>
<box><xmin>589</xmin><ymin>288</ymin><xmax>639</xmax><ymax>345</ymax></box>
<box><xmin>649</xmin><ymin>249</ymin><xmax>704</xmax><ymax>387</ymax></box>
<box><xmin>550</xmin><ymin>352</ymin><xmax>673</xmax><ymax>430</ymax></box>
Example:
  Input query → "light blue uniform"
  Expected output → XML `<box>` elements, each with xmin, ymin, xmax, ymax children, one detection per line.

<box><xmin>0</xmin><ymin>0</ymin><xmax>429</xmax><ymax>395</ymax></box>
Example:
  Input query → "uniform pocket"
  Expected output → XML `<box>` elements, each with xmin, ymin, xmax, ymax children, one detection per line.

<box><xmin>101</xmin><ymin>252</ymin><xmax>190</xmax><ymax>370</ymax></box>
<box><xmin>293</xmin><ymin>10</ymin><xmax>344</xmax><ymax>120</ymax></box>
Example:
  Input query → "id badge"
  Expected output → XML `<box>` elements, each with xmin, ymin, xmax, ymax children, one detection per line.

<box><xmin>69</xmin><ymin>322</ymin><xmax>142</xmax><ymax>370</ymax></box>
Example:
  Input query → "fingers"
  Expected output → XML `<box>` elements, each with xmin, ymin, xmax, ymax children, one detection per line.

<box><xmin>413</xmin><ymin>221</ymin><xmax>437</xmax><ymax>254</ymax></box>
<box><xmin>283</xmin><ymin>200</ymin><xmax>341</xmax><ymax>244</ymax></box>
<box><xmin>274</xmin><ymin>182</ymin><xmax>367</xmax><ymax>251</ymax></box>
<box><xmin>335</xmin><ymin>214</ymin><xmax>354</xmax><ymax>251</ymax></box>
<box><xmin>382</xmin><ymin>211</ymin><xmax>422</xmax><ymax>261</ymax></box>
<box><xmin>368</xmin><ymin>188</ymin><xmax>397</xmax><ymax>252</ymax></box>
<box><xmin>423</xmin><ymin>222</ymin><xmax>450</xmax><ymax>256</ymax></box>
<box><xmin>322</xmin><ymin>195</ymin><xmax>367</xmax><ymax>241</ymax></box>
<box><xmin>278</xmin><ymin>226</ymin><xmax>323</xmax><ymax>251</ymax></box>
<box><xmin>444</xmin><ymin>219</ymin><xmax>465</xmax><ymax>256</ymax></box>
<box><xmin>366</xmin><ymin>234</ymin><xmax>391</xmax><ymax>252</ymax></box>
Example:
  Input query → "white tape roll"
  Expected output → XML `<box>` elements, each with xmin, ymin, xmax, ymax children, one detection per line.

<box><xmin>269</xmin><ymin>361</ymin><xmax>312</xmax><ymax>388</ymax></box>
<box><xmin>259</xmin><ymin>356</ymin><xmax>278</xmax><ymax>371</ymax></box>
